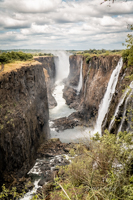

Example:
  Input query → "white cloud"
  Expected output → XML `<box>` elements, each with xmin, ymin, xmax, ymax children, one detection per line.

<box><xmin>3</xmin><ymin>0</ymin><xmax>62</xmax><ymax>13</ymax></box>
<box><xmin>0</xmin><ymin>0</ymin><xmax>133</xmax><ymax>49</ymax></box>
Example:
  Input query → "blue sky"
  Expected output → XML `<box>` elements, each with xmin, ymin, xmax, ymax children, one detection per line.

<box><xmin>0</xmin><ymin>0</ymin><xmax>133</xmax><ymax>50</ymax></box>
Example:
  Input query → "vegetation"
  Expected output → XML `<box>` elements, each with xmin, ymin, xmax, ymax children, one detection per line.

<box><xmin>122</xmin><ymin>25</ymin><xmax>133</xmax><ymax>66</ymax></box>
<box><xmin>49</xmin><ymin>131</ymin><xmax>133</xmax><ymax>200</ymax></box>
<box><xmin>0</xmin><ymin>184</ymin><xmax>26</xmax><ymax>200</ymax></box>
<box><xmin>75</xmin><ymin>49</ymin><xmax>122</xmax><ymax>64</ymax></box>
<box><xmin>0</xmin><ymin>51</ymin><xmax>33</xmax><ymax>64</ymax></box>
<box><xmin>34</xmin><ymin>53</ymin><xmax>53</xmax><ymax>57</ymax></box>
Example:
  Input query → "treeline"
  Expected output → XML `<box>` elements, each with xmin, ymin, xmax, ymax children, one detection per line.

<box><xmin>76</xmin><ymin>49</ymin><xmax>121</xmax><ymax>55</ymax></box>
<box><xmin>0</xmin><ymin>51</ymin><xmax>33</xmax><ymax>64</ymax></box>
<box><xmin>75</xmin><ymin>49</ymin><xmax>122</xmax><ymax>64</ymax></box>
<box><xmin>34</xmin><ymin>53</ymin><xmax>53</xmax><ymax>56</ymax></box>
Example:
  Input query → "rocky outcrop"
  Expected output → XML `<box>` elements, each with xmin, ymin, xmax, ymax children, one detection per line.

<box><xmin>34</xmin><ymin>56</ymin><xmax>57</xmax><ymax>109</ymax></box>
<box><xmin>63</xmin><ymin>55</ymin><xmax>121</xmax><ymax>126</ymax></box>
<box><xmin>0</xmin><ymin>63</ymin><xmax>49</xmax><ymax>185</ymax></box>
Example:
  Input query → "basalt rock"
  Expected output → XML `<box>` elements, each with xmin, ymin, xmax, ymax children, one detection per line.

<box><xmin>64</xmin><ymin>55</ymin><xmax>121</xmax><ymax>125</ymax></box>
<box><xmin>102</xmin><ymin>63</ymin><xmax>133</xmax><ymax>134</ymax></box>
<box><xmin>0</xmin><ymin>63</ymin><xmax>49</xmax><ymax>185</ymax></box>
<box><xmin>34</xmin><ymin>56</ymin><xmax>57</xmax><ymax>109</ymax></box>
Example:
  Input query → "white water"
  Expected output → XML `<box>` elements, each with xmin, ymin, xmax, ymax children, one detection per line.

<box><xmin>50</xmin><ymin>126</ymin><xmax>94</xmax><ymax>143</ymax></box>
<box><xmin>53</xmin><ymin>51</ymin><xmax>70</xmax><ymax>83</ymax></box>
<box><xmin>109</xmin><ymin>81</ymin><xmax>133</xmax><ymax>132</ymax></box>
<box><xmin>76</xmin><ymin>60</ymin><xmax>83</xmax><ymax>94</ymax></box>
<box><xmin>94</xmin><ymin>58</ymin><xmax>123</xmax><ymax>136</ymax></box>
<box><xmin>49</xmin><ymin>51</ymin><xmax>75</xmax><ymax>120</ymax></box>
<box><xmin>20</xmin><ymin>179</ymin><xmax>41</xmax><ymax>200</ymax></box>
<box><xmin>49</xmin><ymin>51</ymin><xmax>90</xmax><ymax>142</ymax></box>
<box><xmin>118</xmin><ymin>82</ymin><xmax>133</xmax><ymax>133</ymax></box>
<box><xmin>49</xmin><ymin>84</ymin><xmax>75</xmax><ymax>120</ymax></box>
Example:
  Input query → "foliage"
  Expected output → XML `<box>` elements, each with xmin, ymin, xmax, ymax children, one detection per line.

<box><xmin>75</xmin><ymin>49</ymin><xmax>122</xmax><ymax>64</ymax></box>
<box><xmin>34</xmin><ymin>53</ymin><xmax>53</xmax><ymax>57</ymax></box>
<box><xmin>0</xmin><ymin>51</ymin><xmax>33</xmax><ymax>64</ymax></box>
<box><xmin>50</xmin><ymin>131</ymin><xmax>133</xmax><ymax>200</ymax></box>
<box><xmin>0</xmin><ymin>184</ymin><xmax>25</xmax><ymax>200</ymax></box>
<box><xmin>122</xmin><ymin>25</ymin><xmax>133</xmax><ymax>66</ymax></box>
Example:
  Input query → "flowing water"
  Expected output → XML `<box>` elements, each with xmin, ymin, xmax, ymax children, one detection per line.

<box><xmin>77</xmin><ymin>60</ymin><xmax>83</xmax><ymax>94</ymax></box>
<box><xmin>49</xmin><ymin>51</ymin><xmax>91</xmax><ymax>143</ymax></box>
<box><xmin>73</xmin><ymin>59</ymin><xmax>83</xmax><ymax>94</ymax></box>
<box><xmin>117</xmin><ymin>81</ymin><xmax>133</xmax><ymax>133</ymax></box>
<box><xmin>109</xmin><ymin>81</ymin><xmax>133</xmax><ymax>132</ymax></box>
<box><xmin>94</xmin><ymin>58</ymin><xmax>123</xmax><ymax>136</ymax></box>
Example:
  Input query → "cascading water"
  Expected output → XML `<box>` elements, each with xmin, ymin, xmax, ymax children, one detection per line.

<box><xmin>84</xmin><ymin>65</ymin><xmax>91</xmax><ymax>99</ymax></box>
<box><xmin>109</xmin><ymin>81</ymin><xmax>133</xmax><ymax>132</ymax></box>
<box><xmin>94</xmin><ymin>58</ymin><xmax>123</xmax><ymax>136</ymax></box>
<box><xmin>53</xmin><ymin>51</ymin><xmax>70</xmax><ymax>83</ymax></box>
<box><xmin>76</xmin><ymin>60</ymin><xmax>83</xmax><ymax>94</ymax></box>
<box><xmin>117</xmin><ymin>81</ymin><xmax>133</xmax><ymax>133</ymax></box>
<box><xmin>49</xmin><ymin>51</ymin><xmax>75</xmax><ymax>120</ymax></box>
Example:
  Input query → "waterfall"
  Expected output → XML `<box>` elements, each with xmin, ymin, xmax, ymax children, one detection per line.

<box><xmin>94</xmin><ymin>58</ymin><xmax>123</xmax><ymax>136</ymax></box>
<box><xmin>117</xmin><ymin>82</ymin><xmax>133</xmax><ymax>133</ymax></box>
<box><xmin>53</xmin><ymin>51</ymin><xmax>70</xmax><ymax>83</ymax></box>
<box><xmin>109</xmin><ymin>81</ymin><xmax>133</xmax><ymax>132</ymax></box>
<box><xmin>84</xmin><ymin>63</ymin><xmax>91</xmax><ymax>99</ymax></box>
<box><xmin>49</xmin><ymin>51</ymin><xmax>75</xmax><ymax>120</ymax></box>
<box><xmin>77</xmin><ymin>60</ymin><xmax>83</xmax><ymax>94</ymax></box>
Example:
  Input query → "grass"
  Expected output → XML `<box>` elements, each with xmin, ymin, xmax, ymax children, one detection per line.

<box><xmin>0</xmin><ymin>59</ymin><xmax>41</xmax><ymax>75</ymax></box>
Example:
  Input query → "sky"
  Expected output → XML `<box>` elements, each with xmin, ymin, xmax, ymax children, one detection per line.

<box><xmin>0</xmin><ymin>0</ymin><xmax>133</xmax><ymax>50</ymax></box>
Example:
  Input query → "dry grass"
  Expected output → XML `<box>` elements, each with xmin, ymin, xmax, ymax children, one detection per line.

<box><xmin>0</xmin><ymin>59</ymin><xmax>41</xmax><ymax>75</ymax></box>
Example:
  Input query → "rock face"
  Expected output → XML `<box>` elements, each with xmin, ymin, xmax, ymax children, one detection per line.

<box><xmin>63</xmin><ymin>55</ymin><xmax>121</xmax><ymax>126</ymax></box>
<box><xmin>67</xmin><ymin>55</ymin><xmax>83</xmax><ymax>86</ymax></box>
<box><xmin>102</xmin><ymin>63</ymin><xmax>133</xmax><ymax>134</ymax></box>
<box><xmin>34</xmin><ymin>56</ymin><xmax>57</xmax><ymax>109</ymax></box>
<box><xmin>0</xmin><ymin>63</ymin><xmax>49</xmax><ymax>185</ymax></box>
<box><xmin>63</xmin><ymin>55</ymin><xmax>83</xmax><ymax>110</ymax></box>
<box><xmin>82</xmin><ymin>55</ymin><xmax>121</xmax><ymax>124</ymax></box>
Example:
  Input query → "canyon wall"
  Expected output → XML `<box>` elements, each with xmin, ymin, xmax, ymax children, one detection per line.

<box><xmin>34</xmin><ymin>56</ymin><xmax>57</xmax><ymax>108</ymax></box>
<box><xmin>0</xmin><ymin>62</ymin><xmax>49</xmax><ymax>185</ymax></box>
<box><xmin>63</xmin><ymin>55</ymin><xmax>121</xmax><ymax>126</ymax></box>
<box><xmin>82</xmin><ymin>55</ymin><xmax>121</xmax><ymax>124</ymax></box>
<box><xmin>102</xmin><ymin>62</ymin><xmax>133</xmax><ymax>134</ymax></box>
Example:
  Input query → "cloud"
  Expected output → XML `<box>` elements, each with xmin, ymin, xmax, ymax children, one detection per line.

<box><xmin>3</xmin><ymin>0</ymin><xmax>62</xmax><ymax>13</ymax></box>
<box><xmin>0</xmin><ymin>0</ymin><xmax>133</xmax><ymax>49</ymax></box>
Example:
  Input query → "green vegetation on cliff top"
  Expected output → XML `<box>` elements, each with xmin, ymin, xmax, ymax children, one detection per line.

<box><xmin>0</xmin><ymin>51</ymin><xmax>33</xmax><ymax>64</ymax></box>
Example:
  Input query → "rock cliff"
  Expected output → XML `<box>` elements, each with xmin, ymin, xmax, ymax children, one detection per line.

<box><xmin>63</xmin><ymin>55</ymin><xmax>121</xmax><ymax>126</ymax></box>
<box><xmin>102</xmin><ymin>62</ymin><xmax>133</xmax><ymax>134</ymax></box>
<box><xmin>0</xmin><ymin>62</ymin><xmax>49</xmax><ymax>185</ymax></box>
<box><xmin>34</xmin><ymin>56</ymin><xmax>57</xmax><ymax>109</ymax></box>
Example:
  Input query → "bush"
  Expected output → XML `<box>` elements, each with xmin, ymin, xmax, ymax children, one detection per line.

<box><xmin>51</xmin><ymin>131</ymin><xmax>133</xmax><ymax>200</ymax></box>
<box><xmin>122</xmin><ymin>47</ymin><xmax>133</xmax><ymax>66</ymax></box>
<box><xmin>86</xmin><ymin>55</ymin><xmax>91</xmax><ymax>64</ymax></box>
<box><xmin>122</xmin><ymin>49</ymin><xmax>130</xmax><ymax>63</ymax></box>
<box><xmin>0</xmin><ymin>51</ymin><xmax>33</xmax><ymax>64</ymax></box>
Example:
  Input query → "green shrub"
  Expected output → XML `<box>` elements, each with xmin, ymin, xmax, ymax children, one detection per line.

<box><xmin>0</xmin><ymin>51</ymin><xmax>33</xmax><ymax>64</ymax></box>
<box><xmin>86</xmin><ymin>55</ymin><xmax>91</xmax><ymax>64</ymax></box>
<box><xmin>122</xmin><ymin>49</ymin><xmax>130</xmax><ymax>63</ymax></box>
<box><xmin>51</xmin><ymin>131</ymin><xmax>133</xmax><ymax>200</ymax></box>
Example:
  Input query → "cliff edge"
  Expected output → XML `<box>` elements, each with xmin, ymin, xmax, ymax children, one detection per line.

<box><xmin>0</xmin><ymin>61</ymin><xmax>49</xmax><ymax>185</ymax></box>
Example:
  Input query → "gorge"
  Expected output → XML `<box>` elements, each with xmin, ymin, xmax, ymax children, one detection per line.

<box><xmin>0</xmin><ymin>50</ymin><xmax>133</xmax><ymax>198</ymax></box>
